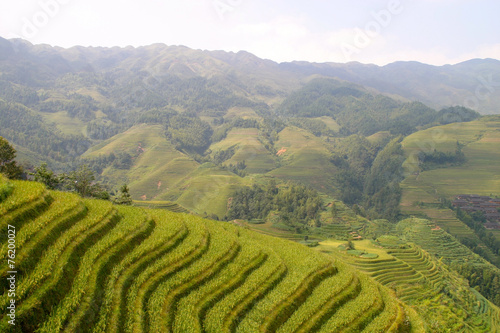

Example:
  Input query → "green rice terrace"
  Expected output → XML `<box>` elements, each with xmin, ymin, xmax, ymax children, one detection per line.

<box><xmin>0</xmin><ymin>177</ymin><xmax>424</xmax><ymax>332</ymax></box>
<box><xmin>309</xmin><ymin>209</ymin><xmax>500</xmax><ymax>333</ymax></box>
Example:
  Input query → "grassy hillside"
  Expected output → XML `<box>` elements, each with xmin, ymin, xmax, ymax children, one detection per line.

<box><xmin>268</xmin><ymin>126</ymin><xmax>337</xmax><ymax>194</ymax></box>
<box><xmin>240</xmin><ymin>200</ymin><xmax>500</xmax><ymax>331</ymax></box>
<box><xmin>81</xmin><ymin>122</ymin><xmax>340</xmax><ymax>218</ymax></box>
<box><xmin>83</xmin><ymin>124</ymin><xmax>256</xmax><ymax>217</ymax></box>
<box><xmin>399</xmin><ymin>118</ymin><xmax>500</xmax><ymax>310</ymax></box>
<box><xmin>77</xmin><ymin>115</ymin><xmax>500</xmax><ymax>223</ymax></box>
<box><xmin>171</xmin><ymin>167</ymin><xmax>250</xmax><ymax>218</ymax></box>
<box><xmin>84</xmin><ymin>124</ymin><xmax>199</xmax><ymax>201</ymax></box>
<box><xmin>400</xmin><ymin>116</ymin><xmax>500</xmax><ymax>264</ymax></box>
<box><xmin>0</xmin><ymin>177</ymin><xmax>422</xmax><ymax>332</ymax></box>
<box><xmin>402</xmin><ymin>115</ymin><xmax>500</xmax><ymax>197</ymax></box>
<box><xmin>210</xmin><ymin>127</ymin><xmax>276</xmax><ymax>174</ymax></box>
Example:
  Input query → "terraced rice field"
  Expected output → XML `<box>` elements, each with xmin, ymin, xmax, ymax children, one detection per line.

<box><xmin>400</xmin><ymin>176</ymin><xmax>477</xmax><ymax>240</ymax></box>
<box><xmin>0</xmin><ymin>178</ymin><xmax>421</xmax><ymax>332</ymax></box>
<box><xmin>132</xmin><ymin>200</ymin><xmax>189</xmax><ymax>213</ymax></box>
<box><xmin>345</xmin><ymin>237</ymin><xmax>500</xmax><ymax>332</ymax></box>
<box><xmin>351</xmin><ymin>246</ymin><xmax>442</xmax><ymax>300</ymax></box>
<box><xmin>397</xmin><ymin>218</ymin><xmax>489</xmax><ymax>266</ymax></box>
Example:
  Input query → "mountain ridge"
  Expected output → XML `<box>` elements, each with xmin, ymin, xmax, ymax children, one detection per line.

<box><xmin>1</xmin><ymin>36</ymin><xmax>499</xmax><ymax>114</ymax></box>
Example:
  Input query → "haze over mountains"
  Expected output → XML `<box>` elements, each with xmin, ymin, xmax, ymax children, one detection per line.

<box><xmin>2</xmin><ymin>36</ymin><xmax>500</xmax><ymax>331</ymax></box>
<box><xmin>1</xmin><ymin>37</ymin><xmax>500</xmax><ymax>114</ymax></box>
<box><xmin>0</xmin><ymin>36</ymin><xmax>498</xmax><ymax>215</ymax></box>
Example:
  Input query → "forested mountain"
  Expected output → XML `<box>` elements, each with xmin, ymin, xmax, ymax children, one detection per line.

<box><xmin>1</xmin><ymin>37</ymin><xmax>499</xmax><ymax>114</ymax></box>
<box><xmin>278</xmin><ymin>78</ymin><xmax>449</xmax><ymax>136</ymax></box>
<box><xmin>280</xmin><ymin>59</ymin><xmax>500</xmax><ymax>114</ymax></box>
<box><xmin>0</xmin><ymin>37</ymin><xmax>488</xmax><ymax>215</ymax></box>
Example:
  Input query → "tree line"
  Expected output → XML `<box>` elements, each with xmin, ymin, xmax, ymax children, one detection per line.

<box><xmin>0</xmin><ymin>136</ymin><xmax>132</xmax><ymax>205</ymax></box>
<box><xmin>226</xmin><ymin>181</ymin><xmax>323</xmax><ymax>231</ymax></box>
<box><xmin>418</xmin><ymin>141</ymin><xmax>466</xmax><ymax>170</ymax></box>
<box><xmin>278</xmin><ymin>78</ymin><xmax>480</xmax><ymax>137</ymax></box>
<box><xmin>0</xmin><ymin>101</ymin><xmax>91</xmax><ymax>163</ymax></box>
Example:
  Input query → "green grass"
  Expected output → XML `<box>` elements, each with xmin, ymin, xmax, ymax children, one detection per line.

<box><xmin>239</xmin><ymin>220</ymin><xmax>305</xmax><ymax>242</ymax></box>
<box><xmin>318</xmin><ymin>274</ymin><xmax>384</xmax><ymax>332</ymax></box>
<box><xmin>38</xmin><ymin>206</ymin><xmax>151</xmax><ymax>332</ymax></box>
<box><xmin>0</xmin><ymin>191</ymin><xmax>86</xmax><ymax>271</ymax></box>
<box><xmin>84</xmin><ymin>124</ymin><xmax>260</xmax><ymax>217</ymax></box>
<box><xmin>95</xmin><ymin>209</ymin><xmax>188</xmax><ymax>333</ymax></box>
<box><xmin>276</xmin><ymin>261</ymin><xmax>354</xmax><ymax>333</ymax></box>
<box><xmin>316</xmin><ymin>116</ymin><xmax>340</xmax><ymax>132</ymax></box>
<box><xmin>400</xmin><ymin>118</ymin><xmax>500</xmax><ymax>271</ymax></box>
<box><xmin>145</xmin><ymin>221</ymin><xmax>236</xmax><ymax>332</ymax></box>
<box><xmin>132</xmin><ymin>200</ymin><xmax>189</xmax><ymax>213</ymax></box>
<box><xmin>224</xmin><ymin>107</ymin><xmax>263</xmax><ymax>120</ymax></box>
<box><xmin>0</xmin><ymin>180</ymin><xmax>46</xmax><ymax>217</ymax></box>
<box><xmin>367</xmin><ymin>131</ymin><xmax>392</xmax><ymax>144</ymax></box>
<box><xmin>0</xmin><ymin>199</ymin><xmax>117</xmax><ymax>332</ymax></box>
<box><xmin>173</xmin><ymin>167</ymin><xmax>251</xmax><ymax>218</ymax></box>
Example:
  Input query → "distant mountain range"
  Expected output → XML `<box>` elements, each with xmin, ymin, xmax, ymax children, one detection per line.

<box><xmin>1</xmin><ymin>36</ymin><xmax>499</xmax><ymax>114</ymax></box>
<box><xmin>0</xmin><ymin>36</ymin><xmax>495</xmax><ymax>210</ymax></box>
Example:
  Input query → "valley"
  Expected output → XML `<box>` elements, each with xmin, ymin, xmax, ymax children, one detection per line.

<box><xmin>1</xmin><ymin>37</ymin><xmax>500</xmax><ymax>331</ymax></box>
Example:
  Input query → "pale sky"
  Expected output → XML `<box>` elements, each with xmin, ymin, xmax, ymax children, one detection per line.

<box><xmin>0</xmin><ymin>0</ymin><xmax>499</xmax><ymax>66</ymax></box>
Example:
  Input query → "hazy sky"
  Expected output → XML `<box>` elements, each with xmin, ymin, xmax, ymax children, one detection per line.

<box><xmin>1</xmin><ymin>0</ymin><xmax>499</xmax><ymax>66</ymax></box>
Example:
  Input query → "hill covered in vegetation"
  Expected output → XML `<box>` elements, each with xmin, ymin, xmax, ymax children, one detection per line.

<box><xmin>0</xmin><ymin>38</ymin><xmax>487</xmax><ymax>221</ymax></box>
<box><xmin>0</xmin><ymin>176</ymin><xmax>426</xmax><ymax>332</ymax></box>
<box><xmin>2</xmin><ymin>38</ymin><xmax>500</xmax><ymax>330</ymax></box>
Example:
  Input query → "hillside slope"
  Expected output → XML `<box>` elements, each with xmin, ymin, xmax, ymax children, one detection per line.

<box><xmin>84</xmin><ymin>124</ymin><xmax>200</xmax><ymax>201</ymax></box>
<box><xmin>0</xmin><ymin>37</ymin><xmax>493</xmax><ymax>216</ymax></box>
<box><xmin>318</xmin><ymin>236</ymin><xmax>500</xmax><ymax>332</ymax></box>
<box><xmin>241</xmin><ymin>201</ymin><xmax>500</xmax><ymax>332</ymax></box>
<box><xmin>0</xmin><ymin>177</ymin><xmax>422</xmax><ymax>332</ymax></box>
<box><xmin>281</xmin><ymin>59</ymin><xmax>500</xmax><ymax>115</ymax></box>
<box><xmin>401</xmin><ymin>115</ymin><xmax>500</xmax><ymax>243</ymax></box>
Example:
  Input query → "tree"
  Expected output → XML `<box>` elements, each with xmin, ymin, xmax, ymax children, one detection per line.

<box><xmin>166</xmin><ymin>115</ymin><xmax>213</xmax><ymax>153</ymax></box>
<box><xmin>0</xmin><ymin>136</ymin><xmax>23</xmax><ymax>179</ymax></box>
<box><xmin>114</xmin><ymin>184</ymin><xmax>133</xmax><ymax>205</ymax></box>
<box><xmin>67</xmin><ymin>164</ymin><xmax>109</xmax><ymax>199</ymax></box>
<box><xmin>68</xmin><ymin>165</ymin><xmax>95</xmax><ymax>197</ymax></box>
<box><xmin>31</xmin><ymin>162</ymin><xmax>61</xmax><ymax>189</ymax></box>
<box><xmin>112</xmin><ymin>152</ymin><xmax>133</xmax><ymax>169</ymax></box>
<box><xmin>352</xmin><ymin>204</ymin><xmax>362</xmax><ymax>216</ymax></box>
<box><xmin>331</xmin><ymin>203</ymin><xmax>338</xmax><ymax>218</ymax></box>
